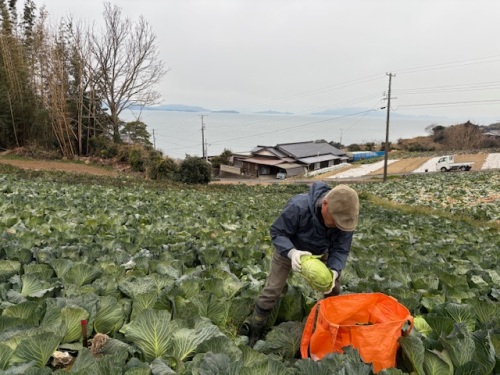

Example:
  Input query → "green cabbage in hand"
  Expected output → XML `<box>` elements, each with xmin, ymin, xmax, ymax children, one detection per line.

<box><xmin>300</xmin><ymin>255</ymin><xmax>333</xmax><ymax>292</ymax></box>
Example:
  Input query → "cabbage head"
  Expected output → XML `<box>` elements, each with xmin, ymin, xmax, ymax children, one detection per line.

<box><xmin>300</xmin><ymin>255</ymin><xmax>333</xmax><ymax>292</ymax></box>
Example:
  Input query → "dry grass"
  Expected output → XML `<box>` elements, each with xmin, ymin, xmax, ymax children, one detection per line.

<box><xmin>0</xmin><ymin>158</ymin><xmax>120</xmax><ymax>177</ymax></box>
<box><xmin>454</xmin><ymin>153</ymin><xmax>488</xmax><ymax>171</ymax></box>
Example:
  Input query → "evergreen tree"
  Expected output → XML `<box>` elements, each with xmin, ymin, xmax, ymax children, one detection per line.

<box><xmin>0</xmin><ymin>0</ymin><xmax>39</xmax><ymax>150</ymax></box>
<box><xmin>120</xmin><ymin>120</ymin><xmax>152</xmax><ymax>147</ymax></box>
<box><xmin>177</xmin><ymin>156</ymin><xmax>212</xmax><ymax>184</ymax></box>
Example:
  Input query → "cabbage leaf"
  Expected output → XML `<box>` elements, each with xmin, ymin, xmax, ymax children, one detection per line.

<box><xmin>121</xmin><ymin>309</ymin><xmax>173</xmax><ymax>361</ymax></box>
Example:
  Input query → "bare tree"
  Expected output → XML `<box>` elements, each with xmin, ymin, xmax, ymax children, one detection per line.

<box><xmin>443</xmin><ymin>122</ymin><xmax>483</xmax><ymax>150</ymax></box>
<box><xmin>89</xmin><ymin>2</ymin><xmax>167</xmax><ymax>143</ymax></box>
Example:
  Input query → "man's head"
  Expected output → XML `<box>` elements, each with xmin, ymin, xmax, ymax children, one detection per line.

<box><xmin>321</xmin><ymin>184</ymin><xmax>359</xmax><ymax>231</ymax></box>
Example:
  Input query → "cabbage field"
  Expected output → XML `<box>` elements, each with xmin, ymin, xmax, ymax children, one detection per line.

<box><xmin>0</xmin><ymin>167</ymin><xmax>499</xmax><ymax>374</ymax></box>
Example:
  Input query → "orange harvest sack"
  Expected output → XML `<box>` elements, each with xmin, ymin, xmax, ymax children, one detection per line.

<box><xmin>300</xmin><ymin>293</ymin><xmax>413</xmax><ymax>373</ymax></box>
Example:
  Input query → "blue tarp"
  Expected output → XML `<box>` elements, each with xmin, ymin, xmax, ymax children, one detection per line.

<box><xmin>351</xmin><ymin>151</ymin><xmax>385</xmax><ymax>161</ymax></box>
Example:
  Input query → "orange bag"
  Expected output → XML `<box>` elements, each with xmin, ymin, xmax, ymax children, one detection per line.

<box><xmin>301</xmin><ymin>292</ymin><xmax>413</xmax><ymax>373</ymax></box>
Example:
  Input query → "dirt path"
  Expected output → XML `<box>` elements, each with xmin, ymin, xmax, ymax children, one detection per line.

<box><xmin>0</xmin><ymin>158</ymin><xmax>121</xmax><ymax>177</ymax></box>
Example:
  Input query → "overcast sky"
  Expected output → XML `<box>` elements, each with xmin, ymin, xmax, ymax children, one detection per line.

<box><xmin>36</xmin><ymin>0</ymin><xmax>500</xmax><ymax>124</ymax></box>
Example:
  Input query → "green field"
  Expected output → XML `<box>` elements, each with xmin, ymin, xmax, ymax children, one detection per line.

<box><xmin>0</xmin><ymin>166</ymin><xmax>499</xmax><ymax>374</ymax></box>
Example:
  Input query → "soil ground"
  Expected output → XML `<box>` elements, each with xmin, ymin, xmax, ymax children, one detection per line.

<box><xmin>368</xmin><ymin>157</ymin><xmax>432</xmax><ymax>176</ymax></box>
<box><xmin>0</xmin><ymin>157</ymin><xmax>121</xmax><ymax>177</ymax></box>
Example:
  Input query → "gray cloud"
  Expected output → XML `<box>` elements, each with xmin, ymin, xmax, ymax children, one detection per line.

<box><xmin>38</xmin><ymin>0</ymin><xmax>500</xmax><ymax>123</ymax></box>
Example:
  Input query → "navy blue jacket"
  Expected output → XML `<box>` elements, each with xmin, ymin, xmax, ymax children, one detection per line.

<box><xmin>270</xmin><ymin>182</ymin><xmax>353</xmax><ymax>273</ymax></box>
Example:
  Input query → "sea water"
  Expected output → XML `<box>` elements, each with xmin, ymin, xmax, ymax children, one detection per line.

<box><xmin>121</xmin><ymin>110</ymin><xmax>446</xmax><ymax>160</ymax></box>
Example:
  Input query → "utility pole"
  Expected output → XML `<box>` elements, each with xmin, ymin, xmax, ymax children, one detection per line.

<box><xmin>204</xmin><ymin>137</ymin><xmax>208</xmax><ymax>161</ymax></box>
<box><xmin>201</xmin><ymin>115</ymin><xmax>206</xmax><ymax>159</ymax></box>
<box><xmin>383</xmin><ymin>73</ymin><xmax>395</xmax><ymax>182</ymax></box>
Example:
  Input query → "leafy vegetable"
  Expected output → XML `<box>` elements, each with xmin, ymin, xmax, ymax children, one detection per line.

<box><xmin>0</xmin><ymin>261</ymin><xmax>21</xmax><ymax>283</ymax></box>
<box><xmin>121</xmin><ymin>309</ymin><xmax>172</xmax><ymax>362</ymax></box>
<box><xmin>0</xmin><ymin>170</ymin><xmax>498</xmax><ymax>373</ymax></box>
<box><xmin>11</xmin><ymin>333</ymin><xmax>62</xmax><ymax>368</ymax></box>
<box><xmin>61</xmin><ymin>306</ymin><xmax>89</xmax><ymax>343</ymax></box>
<box><xmin>0</xmin><ymin>343</ymin><xmax>14</xmax><ymax>370</ymax></box>
<box><xmin>300</xmin><ymin>255</ymin><xmax>333</xmax><ymax>292</ymax></box>
<box><xmin>94</xmin><ymin>296</ymin><xmax>128</xmax><ymax>335</ymax></box>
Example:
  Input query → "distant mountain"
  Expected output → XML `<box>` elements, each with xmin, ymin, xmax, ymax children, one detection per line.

<box><xmin>139</xmin><ymin>104</ymin><xmax>211</xmax><ymax>112</ymax></box>
<box><xmin>211</xmin><ymin>110</ymin><xmax>240</xmax><ymax>114</ymax></box>
<box><xmin>135</xmin><ymin>104</ymin><xmax>446</xmax><ymax>121</ymax></box>
<box><xmin>136</xmin><ymin>104</ymin><xmax>240</xmax><ymax>113</ymax></box>
<box><xmin>255</xmin><ymin>110</ymin><xmax>293</xmax><ymax>115</ymax></box>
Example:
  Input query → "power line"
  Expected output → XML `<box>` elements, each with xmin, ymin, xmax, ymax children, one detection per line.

<box><xmin>393</xmin><ymin>54</ymin><xmax>500</xmax><ymax>75</ymax></box>
<box><xmin>397</xmin><ymin>99</ymin><xmax>500</xmax><ymax>109</ymax></box>
<box><xmin>157</xmin><ymin>54</ymin><xmax>499</xmax><ymax>139</ymax></box>
<box><xmin>195</xmin><ymin>54</ymin><xmax>500</xmax><ymax>115</ymax></box>
<box><xmin>395</xmin><ymin>81</ymin><xmax>500</xmax><ymax>95</ymax></box>
<box><xmin>236</xmin><ymin>74</ymin><xmax>385</xmax><ymax>113</ymax></box>
<box><xmin>153</xmin><ymin>54</ymin><xmax>500</xmax><ymax>156</ymax></box>
<box><xmin>339</xmin><ymin>99</ymin><xmax>385</xmax><ymax>134</ymax></box>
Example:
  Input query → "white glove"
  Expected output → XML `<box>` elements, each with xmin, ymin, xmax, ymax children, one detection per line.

<box><xmin>287</xmin><ymin>249</ymin><xmax>312</xmax><ymax>272</ymax></box>
<box><xmin>324</xmin><ymin>270</ymin><xmax>339</xmax><ymax>295</ymax></box>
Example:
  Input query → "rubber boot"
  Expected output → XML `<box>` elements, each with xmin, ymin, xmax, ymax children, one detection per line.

<box><xmin>238</xmin><ymin>310</ymin><xmax>270</xmax><ymax>347</ymax></box>
<box><xmin>248</xmin><ymin>314</ymin><xmax>267</xmax><ymax>347</ymax></box>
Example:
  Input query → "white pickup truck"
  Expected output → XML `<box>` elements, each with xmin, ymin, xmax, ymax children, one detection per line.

<box><xmin>436</xmin><ymin>155</ymin><xmax>474</xmax><ymax>172</ymax></box>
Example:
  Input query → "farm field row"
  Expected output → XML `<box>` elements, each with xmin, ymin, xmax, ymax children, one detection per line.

<box><xmin>325</xmin><ymin>153</ymin><xmax>500</xmax><ymax>179</ymax></box>
<box><xmin>0</xmin><ymin>168</ymin><xmax>498</xmax><ymax>373</ymax></box>
<box><xmin>357</xmin><ymin>170</ymin><xmax>500</xmax><ymax>223</ymax></box>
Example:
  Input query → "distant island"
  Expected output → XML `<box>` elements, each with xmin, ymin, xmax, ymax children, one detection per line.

<box><xmin>133</xmin><ymin>104</ymin><xmax>448</xmax><ymax>121</ymax></box>
<box><xmin>135</xmin><ymin>104</ymin><xmax>238</xmax><ymax>113</ymax></box>
<box><xmin>138</xmin><ymin>104</ymin><xmax>210</xmax><ymax>112</ymax></box>
<box><xmin>211</xmin><ymin>110</ymin><xmax>239</xmax><ymax>114</ymax></box>
<box><xmin>255</xmin><ymin>110</ymin><xmax>293</xmax><ymax>115</ymax></box>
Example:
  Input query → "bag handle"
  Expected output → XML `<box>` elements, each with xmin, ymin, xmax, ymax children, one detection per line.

<box><xmin>300</xmin><ymin>301</ymin><xmax>321</xmax><ymax>358</ymax></box>
<box><xmin>328</xmin><ymin>321</ymin><xmax>340</xmax><ymax>351</ymax></box>
<box><xmin>402</xmin><ymin>315</ymin><xmax>414</xmax><ymax>336</ymax></box>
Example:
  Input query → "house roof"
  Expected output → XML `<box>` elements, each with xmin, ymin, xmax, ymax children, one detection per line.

<box><xmin>276</xmin><ymin>141</ymin><xmax>345</xmax><ymax>158</ymax></box>
<box><xmin>298</xmin><ymin>154</ymin><xmax>340</xmax><ymax>164</ymax></box>
<box><xmin>252</xmin><ymin>146</ymin><xmax>288</xmax><ymax>158</ymax></box>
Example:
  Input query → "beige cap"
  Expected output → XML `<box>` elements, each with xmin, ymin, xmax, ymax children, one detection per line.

<box><xmin>325</xmin><ymin>185</ymin><xmax>359</xmax><ymax>231</ymax></box>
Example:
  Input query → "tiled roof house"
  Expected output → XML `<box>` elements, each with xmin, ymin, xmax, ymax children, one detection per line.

<box><xmin>231</xmin><ymin>140</ymin><xmax>347</xmax><ymax>178</ymax></box>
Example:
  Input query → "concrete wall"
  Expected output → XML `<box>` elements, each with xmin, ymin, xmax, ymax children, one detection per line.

<box><xmin>219</xmin><ymin>164</ymin><xmax>253</xmax><ymax>179</ymax></box>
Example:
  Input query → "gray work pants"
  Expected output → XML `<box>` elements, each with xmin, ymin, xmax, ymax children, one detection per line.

<box><xmin>255</xmin><ymin>251</ymin><xmax>340</xmax><ymax>315</ymax></box>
